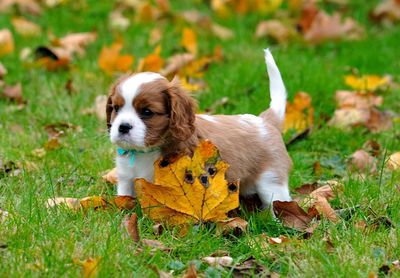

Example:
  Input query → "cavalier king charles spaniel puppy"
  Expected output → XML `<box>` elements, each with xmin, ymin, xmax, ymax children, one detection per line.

<box><xmin>106</xmin><ymin>49</ymin><xmax>292</xmax><ymax>209</ymax></box>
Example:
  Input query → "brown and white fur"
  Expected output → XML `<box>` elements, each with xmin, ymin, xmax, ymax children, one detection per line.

<box><xmin>106</xmin><ymin>49</ymin><xmax>292</xmax><ymax>209</ymax></box>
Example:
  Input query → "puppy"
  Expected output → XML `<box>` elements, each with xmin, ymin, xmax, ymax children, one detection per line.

<box><xmin>106</xmin><ymin>49</ymin><xmax>292</xmax><ymax>209</ymax></box>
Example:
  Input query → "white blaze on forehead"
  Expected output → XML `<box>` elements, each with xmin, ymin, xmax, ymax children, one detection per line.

<box><xmin>120</xmin><ymin>72</ymin><xmax>166</xmax><ymax>104</ymax></box>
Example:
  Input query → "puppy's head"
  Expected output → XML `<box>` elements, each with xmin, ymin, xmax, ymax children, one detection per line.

<box><xmin>106</xmin><ymin>72</ymin><xmax>196</xmax><ymax>150</ymax></box>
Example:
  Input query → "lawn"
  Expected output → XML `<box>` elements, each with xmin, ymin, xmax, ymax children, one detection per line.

<box><xmin>1</xmin><ymin>0</ymin><xmax>400</xmax><ymax>277</ymax></box>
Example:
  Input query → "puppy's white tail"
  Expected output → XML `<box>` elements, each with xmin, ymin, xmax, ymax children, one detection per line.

<box><xmin>264</xmin><ymin>48</ymin><xmax>286</xmax><ymax>120</ymax></box>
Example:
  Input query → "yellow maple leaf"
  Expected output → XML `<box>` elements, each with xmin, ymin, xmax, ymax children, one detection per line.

<box><xmin>98</xmin><ymin>41</ymin><xmax>134</xmax><ymax>75</ymax></box>
<box><xmin>135</xmin><ymin>140</ymin><xmax>239</xmax><ymax>225</ymax></box>
<box><xmin>181</xmin><ymin>28</ymin><xmax>197</xmax><ymax>55</ymax></box>
<box><xmin>283</xmin><ymin>92</ymin><xmax>314</xmax><ymax>134</ymax></box>
<box><xmin>344</xmin><ymin>74</ymin><xmax>391</xmax><ymax>92</ymax></box>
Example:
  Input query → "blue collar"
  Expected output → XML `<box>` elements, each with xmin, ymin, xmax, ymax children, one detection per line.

<box><xmin>117</xmin><ymin>147</ymin><xmax>159</xmax><ymax>166</ymax></box>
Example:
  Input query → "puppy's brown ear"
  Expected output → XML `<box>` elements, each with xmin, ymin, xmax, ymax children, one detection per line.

<box><xmin>106</xmin><ymin>85</ymin><xmax>116</xmax><ymax>132</ymax></box>
<box><xmin>167</xmin><ymin>76</ymin><xmax>197</xmax><ymax>141</ymax></box>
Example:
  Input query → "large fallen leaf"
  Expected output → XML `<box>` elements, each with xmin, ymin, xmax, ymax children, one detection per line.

<box><xmin>73</xmin><ymin>257</ymin><xmax>100</xmax><ymax>278</ymax></box>
<box><xmin>181</xmin><ymin>28</ymin><xmax>197</xmax><ymax>55</ymax></box>
<box><xmin>135</xmin><ymin>140</ymin><xmax>240</xmax><ymax>225</ymax></box>
<box><xmin>283</xmin><ymin>92</ymin><xmax>314</xmax><ymax>134</ymax></box>
<box><xmin>0</xmin><ymin>29</ymin><xmax>14</xmax><ymax>57</ymax></box>
<box><xmin>345</xmin><ymin>75</ymin><xmax>391</xmax><ymax>92</ymax></box>
<box><xmin>11</xmin><ymin>17</ymin><xmax>41</xmax><ymax>37</ymax></box>
<box><xmin>46</xmin><ymin>195</ymin><xmax>135</xmax><ymax>211</ymax></box>
<box><xmin>273</xmin><ymin>201</ymin><xmax>313</xmax><ymax>231</ymax></box>
<box><xmin>98</xmin><ymin>41</ymin><xmax>134</xmax><ymax>74</ymax></box>
<box><xmin>387</xmin><ymin>152</ymin><xmax>400</xmax><ymax>171</ymax></box>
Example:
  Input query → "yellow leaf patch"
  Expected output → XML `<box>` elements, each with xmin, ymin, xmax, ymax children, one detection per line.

<box><xmin>135</xmin><ymin>140</ymin><xmax>239</xmax><ymax>225</ymax></box>
<box><xmin>98</xmin><ymin>41</ymin><xmax>134</xmax><ymax>74</ymax></box>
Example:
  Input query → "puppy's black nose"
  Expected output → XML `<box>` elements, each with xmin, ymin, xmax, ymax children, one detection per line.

<box><xmin>118</xmin><ymin>123</ymin><xmax>132</xmax><ymax>134</ymax></box>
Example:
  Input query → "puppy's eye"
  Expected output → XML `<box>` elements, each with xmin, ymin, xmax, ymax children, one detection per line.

<box><xmin>113</xmin><ymin>105</ymin><xmax>120</xmax><ymax>112</ymax></box>
<box><xmin>141</xmin><ymin>108</ymin><xmax>154</xmax><ymax>118</ymax></box>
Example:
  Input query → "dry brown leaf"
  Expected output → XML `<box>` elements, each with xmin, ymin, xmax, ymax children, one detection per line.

<box><xmin>102</xmin><ymin>168</ymin><xmax>118</xmax><ymax>184</ymax></box>
<box><xmin>302</xmin><ymin>9</ymin><xmax>363</xmax><ymax>44</ymax></box>
<box><xmin>202</xmin><ymin>256</ymin><xmax>233</xmax><ymax>267</ymax></box>
<box><xmin>216</xmin><ymin>217</ymin><xmax>248</xmax><ymax>236</ymax></box>
<box><xmin>0</xmin><ymin>0</ymin><xmax>42</xmax><ymax>15</ymax></box>
<box><xmin>181</xmin><ymin>27</ymin><xmax>197</xmax><ymax>55</ymax></box>
<box><xmin>345</xmin><ymin>75</ymin><xmax>391</xmax><ymax>92</ymax></box>
<box><xmin>98</xmin><ymin>41</ymin><xmax>134</xmax><ymax>75</ymax></box>
<box><xmin>268</xmin><ymin>235</ymin><xmax>290</xmax><ymax>244</ymax></box>
<box><xmin>255</xmin><ymin>20</ymin><xmax>292</xmax><ymax>43</ymax></box>
<box><xmin>44</xmin><ymin>137</ymin><xmax>61</xmax><ymax>150</ymax></box>
<box><xmin>387</xmin><ymin>152</ymin><xmax>400</xmax><ymax>171</ymax></box>
<box><xmin>211</xmin><ymin>23</ymin><xmax>235</xmax><ymax>40</ymax></box>
<box><xmin>294</xmin><ymin>182</ymin><xmax>319</xmax><ymax>195</ymax></box>
<box><xmin>348</xmin><ymin>149</ymin><xmax>377</xmax><ymax>173</ymax></box>
<box><xmin>273</xmin><ymin>201</ymin><xmax>313</xmax><ymax>231</ymax></box>
<box><xmin>148</xmin><ymin>27</ymin><xmax>162</xmax><ymax>46</ymax></box>
<box><xmin>52</xmin><ymin>32</ymin><xmax>97</xmax><ymax>59</ymax></box>
<box><xmin>370</xmin><ymin>0</ymin><xmax>400</xmax><ymax>25</ymax></box>
<box><xmin>123</xmin><ymin>213</ymin><xmax>140</xmax><ymax>242</ymax></box>
<box><xmin>79</xmin><ymin>196</ymin><xmax>107</xmax><ymax>210</ymax></box>
<box><xmin>152</xmin><ymin>223</ymin><xmax>164</xmax><ymax>236</ymax></box>
<box><xmin>111</xmin><ymin>196</ymin><xmax>136</xmax><ymax>210</ymax></box>
<box><xmin>284</xmin><ymin>92</ymin><xmax>314</xmax><ymax>134</ymax></box>
<box><xmin>182</xmin><ymin>263</ymin><xmax>198</xmax><ymax>278</ymax></box>
<box><xmin>73</xmin><ymin>257</ymin><xmax>100</xmax><ymax>278</ymax></box>
<box><xmin>142</xmin><ymin>239</ymin><xmax>171</xmax><ymax>252</ymax></box>
<box><xmin>11</xmin><ymin>17</ymin><xmax>41</xmax><ymax>37</ymax></box>
<box><xmin>335</xmin><ymin>91</ymin><xmax>383</xmax><ymax>109</ymax></box>
<box><xmin>1</xmin><ymin>83</ymin><xmax>24</xmax><ymax>104</ymax></box>
<box><xmin>0</xmin><ymin>29</ymin><xmax>14</xmax><ymax>57</ymax></box>
<box><xmin>232</xmin><ymin>256</ymin><xmax>269</xmax><ymax>277</ymax></box>
<box><xmin>160</xmin><ymin>53</ymin><xmax>195</xmax><ymax>77</ymax></box>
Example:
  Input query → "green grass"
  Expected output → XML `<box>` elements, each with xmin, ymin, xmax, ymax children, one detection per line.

<box><xmin>1</xmin><ymin>0</ymin><xmax>400</xmax><ymax>277</ymax></box>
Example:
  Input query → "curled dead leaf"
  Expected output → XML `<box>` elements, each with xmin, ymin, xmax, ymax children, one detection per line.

<box><xmin>123</xmin><ymin>213</ymin><xmax>140</xmax><ymax>242</ymax></box>
<box><xmin>370</xmin><ymin>0</ymin><xmax>400</xmax><ymax>25</ymax></box>
<box><xmin>216</xmin><ymin>217</ymin><xmax>248</xmax><ymax>236</ymax></box>
<box><xmin>273</xmin><ymin>201</ymin><xmax>313</xmax><ymax>231</ymax></box>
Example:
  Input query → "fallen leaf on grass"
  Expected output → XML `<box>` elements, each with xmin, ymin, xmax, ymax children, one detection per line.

<box><xmin>136</xmin><ymin>45</ymin><xmax>164</xmax><ymax>72</ymax></box>
<box><xmin>387</xmin><ymin>152</ymin><xmax>400</xmax><ymax>171</ymax></box>
<box><xmin>0</xmin><ymin>62</ymin><xmax>7</xmax><ymax>77</ymax></box>
<box><xmin>182</xmin><ymin>263</ymin><xmax>198</xmax><ymax>278</ymax></box>
<box><xmin>370</xmin><ymin>0</ymin><xmax>400</xmax><ymax>25</ymax></box>
<box><xmin>329</xmin><ymin>90</ymin><xmax>392</xmax><ymax>132</ymax></box>
<box><xmin>202</xmin><ymin>256</ymin><xmax>233</xmax><ymax>267</ymax></box>
<box><xmin>232</xmin><ymin>256</ymin><xmax>269</xmax><ymax>277</ymax></box>
<box><xmin>294</xmin><ymin>182</ymin><xmax>319</xmax><ymax>195</ymax></box>
<box><xmin>142</xmin><ymin>239</ymin><xmax>171</xmax><ymax>252</ymax></box>
<box><xmin>345</xmin><ymin>75</ymin><xmax>391</xmax><ymax>92</ymax></box>
<box><xmin>1</xmin><ymin>83</ymin><xmax>24</xmax><ymax>104</ymax></box>
<box><xmin>216</xmin><ymin>217</ymin><xmax>248</xmax><ymax>236</ymax></box>
<box><xmin>181</xmin><ymin>28</ymin><xmax>197</xmax><ymax>55</ymax></box>
<box><xmin>348</xmin><ymin>149</ymin><xmax>377</xmax><ymax>173</ymax></box>
<box><xmin>255</xmin><ymin>20</ymin><xmax>293</xmax><ymax>43</ymax></box>
<box><xmin>0</xmin><ymin>0</ymin><xmax>42</xmax><ymax>15</ymax></box>
<box><xmin>273</xmin><ymin>201</ymin><xmax>313</xmax><ymax>231</ymax></box>
<box><xmin>0</xmin><ymin>29</ymin><xmax>14</xmax><ymax>57</ymax></box>
<box><xmin>299</xmin><ymin>6</ymin><xmax>364</xmax><ymax>44</ymax></box>
<box><xmin>284</xmin><ymin>92</ymin><xmax>314</xmax><ymax>135</ymax></box>
<box><xmin>123</xmin><ymin>213</ymin><xmax>140</xmax><ymax>242</ymax></box>
<box><xmin>135</xmin><ymin>140</ymin><xmax>240</xmax><ymax>225</ymax></box>
<box><xmin>98</xmin><ymin>41</ymin><xmax>134</xmax><ymax>74</ymax></box>
<box><xmin>46</xmin><ymin>195</ymin><xmax>134</xmax><ymax>211</ymax></box>
<box><xmin>101</xmin><ymin>168</ymin><xmax>118</xmax><ymax>184</ymax></box>
<box><xmin>73</xmin><ymin>257</ymin><xmax>100</xmax><ymax>278</ymax></box>
<box><xmin>109</xmin><ymin>9</ymin><xmax>130</xmax><ymax>31</ymax></box>
<box><xmin>11</xmin><ymin>17</ymin><xmax>41</xmax><ymax>37</ymax></box>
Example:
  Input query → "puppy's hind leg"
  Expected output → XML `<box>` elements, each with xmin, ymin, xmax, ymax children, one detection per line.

<box><xmin>255</xmin><ymin>170</ymin><xmax>291</xmax><ymax>210</ymax></box>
